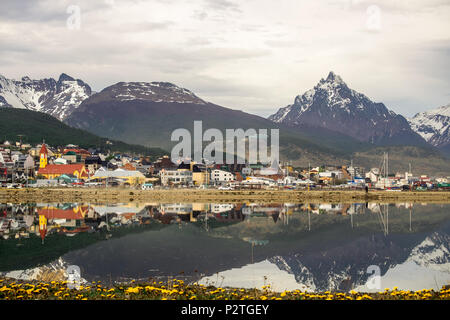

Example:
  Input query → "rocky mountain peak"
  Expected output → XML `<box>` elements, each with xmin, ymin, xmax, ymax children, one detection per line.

<box><xmin>0</xmin><ymin>73</ymin><xmax>92</xmax><ymax>121</ymax></box>
<box><xmin>409</xmin><ymin>103</ymin><xmax>450</xmax><ymax>151</ymax></box>
<box><xmin>58</xmin><ymin>73</ymin><xmax>76</xmax><ymax>83</ymax></box>
<box><xmin>323</xmin><ymin>71</ymin><xmax>344</xmax><ymax>85</ymax></box>
<box><xmin>268</xmin><ymin>71</ymin><xmax>426</xmax><ymax>146</ymax></box>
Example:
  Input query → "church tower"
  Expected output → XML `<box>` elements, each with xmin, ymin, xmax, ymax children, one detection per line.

<box><xmin>39</xmin><ymin>143</ymin><xmax>48</xmax><ymax>169</ymax></box>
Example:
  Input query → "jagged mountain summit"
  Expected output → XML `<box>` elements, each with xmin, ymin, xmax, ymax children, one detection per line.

<box><xmin>409</xmin><ymin>104</ymin><xmax>450</xmax><ymax>154</ymax></box>
<box><xmin>268</xmin><ymin>72</ymin><xmax>427</xmax><ymax>146</ymax></box>
<box><xmin>0</xmin><ymin>73</ymin><xmax>92</xmax><ymax>121</ymax></box>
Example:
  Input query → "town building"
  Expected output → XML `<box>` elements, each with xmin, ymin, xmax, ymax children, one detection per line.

<box><xmin>38</xmin><ymin>164</ymin><xmax>89</xmax><ymax>180</ymax></box>
<box><xmin>160</xmin><ymin>169</ymin><xmax>193</xmax><ymax>186</ymax></box>
<box><xmin>91</xmin><ymin>167</ymin><xmax>146</xmax><ymax>185</ymax></box>
<box><xmin>211</xmin><ymin>169</ymin><xmax>235</xmax><ymax>185</ymax></box>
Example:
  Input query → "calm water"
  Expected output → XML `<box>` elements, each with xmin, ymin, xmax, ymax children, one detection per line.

<box><xmin>0</xmin><ymin>202</ymin><xmax>449</xmax><ymax>292</ymax></box>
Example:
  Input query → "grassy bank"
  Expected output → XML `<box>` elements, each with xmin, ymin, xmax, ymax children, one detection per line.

<box><xmin>0</xmin><ymin>278</ymin><xmax>449</xmax><ymax>300</ymax></box>
<box><xmin>0</xmin><ymin>188</ymin><xmax>449</xmax><ymax>204</ymax></box>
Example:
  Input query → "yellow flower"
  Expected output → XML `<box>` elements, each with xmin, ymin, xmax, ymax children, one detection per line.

<box><xmin>125</xmin><ymin>287</ymin><xmax>140</xmax><ymax>294</ymax></box>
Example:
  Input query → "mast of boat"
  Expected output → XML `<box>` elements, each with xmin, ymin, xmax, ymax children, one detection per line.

<box><xmin>350</xmin><ymin>159</ymin><xmax>353</xmax><ymax>181</ymax></box>
<box><xmin>350</xmin><ymin>211</ymin><xmax>353</xmax><ymax>229</ymax></box>
<box><xmin>251</xmin><ymin>241</ymin><xmax>254</xmax><ymax>264</ymax></box>
<box><xmin>386</xmin><ymin>152</ymin><xmax>389</xmax><ymax>188</ymax></box>
<box><xmin>382</xmin><ymin>203</ymin><xmax>389</xmax><ymax>235</ymax></box>
<box><xmin>409</xmin><ymin>206</ymin><xmax>412</xmax><ymax>232</ymax></box>
<box><xmin>307</xmin><ymin>204</ymin><xmax>311</xmax><ymax>231</ymax></box>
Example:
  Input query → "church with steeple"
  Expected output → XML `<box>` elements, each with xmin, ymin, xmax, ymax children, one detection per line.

<box><xmin>39</xmin><ymin>142</ymin><xmax>48</xmax><ymax>169</ymax></box>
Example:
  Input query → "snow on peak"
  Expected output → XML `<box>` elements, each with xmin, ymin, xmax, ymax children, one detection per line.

<box><xmin>409</xmin><ymin>103</ymin><xmax>450</xmax><ymax>147</ymax></box>
<box><xmin>103</xmin><ymin>81</ymin><xmax>207</xmax><ymax>105</ymax></box>
<box><xmin>0</xmin><ymin>73</ymin><xmax>92</xmax><ymax>120</ymax></box>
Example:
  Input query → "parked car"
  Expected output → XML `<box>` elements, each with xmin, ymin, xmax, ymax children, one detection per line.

<box><xmin>218</xmin><ymin>186</ymin><xmax>233</xmax><ymax>190</ymax></box>
<box><xmin>141</xmin><ymin>183</ymin><xmax>154</xmax><ymax>190</ymax></box>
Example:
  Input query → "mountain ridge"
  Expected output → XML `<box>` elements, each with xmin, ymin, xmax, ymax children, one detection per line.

<box><xmin>0</xmin><ymin>73</ymin><xmax>92</xmax><ymax>121</ymax></box>
<box><xmin>268</xmin><ymin>71</ymin><xmax>428</xmax><ymax>147</ymax></box>
<box><xmin>409</xmin><ymin>104</ymin><xmax>450</xmax><ymax>156</ymax></box>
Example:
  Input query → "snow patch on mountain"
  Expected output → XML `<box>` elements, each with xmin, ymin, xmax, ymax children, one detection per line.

<box><xmin>355</xmin><ymin>232</ymin><xmax>450</xmax><ymax>292</ymax></box>
<box><xmin>0</xmin><ymin>257</ymin><xmax>87</xmax><ymax>284</ymax></box>
<box><xmin>0</xmin><ymin>73</ymin><xmax>92</xmax><ymax>121</ymax></box>
<box><xmin>199</xmin><ymin>259</ymin><xmax>313</xmax><ymax>292</ymax></box>
<box><xmin>100</xmin><ymin>81</ymin><xmax>207</xmax><ymax>105</ymax></box>
<box><xmin>409</xmin><ymin>104</ymin><xmax>450</xmax><ymax>148</ymax></box>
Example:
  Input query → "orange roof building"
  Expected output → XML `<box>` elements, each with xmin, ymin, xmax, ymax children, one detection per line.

<box><xmin>120</xmin><ymin>163</ymin><xmax>137</xmax><ymax>171</ymax></box>
<box><xmin>38</xmin><ymin>164</ymin><xmax>89</xmax><ymax>180</ymax></box>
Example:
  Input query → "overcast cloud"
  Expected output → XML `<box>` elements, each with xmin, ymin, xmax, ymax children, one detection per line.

<box><xmin>0</xmin><ymin>0</ymin><xmax>449</xmax><ymax>117</ymax></box>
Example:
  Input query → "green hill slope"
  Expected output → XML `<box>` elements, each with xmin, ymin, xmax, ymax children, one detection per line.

<box><xmin>0</xmin><ymin>108</ymin><xmax>167</xmax><ymax>157</ymax></box>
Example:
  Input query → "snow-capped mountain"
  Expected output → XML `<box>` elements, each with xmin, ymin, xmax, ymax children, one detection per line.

<box><xmin>0</xmin><ymin>73</ymin><xmax>92</xmax><ymax>121</ymax></box>
<box><xmin>268</xmin><ymin>72</ymin><xmax>426</xmax><ymax>146</ymax></box>
<box><xmin>64</xmin><ymin>81</ymin><xmax>279</xmax><ymax>150</ymax></box>
<box><xmin>407</xmin><ymin>231</ymin><xmax>450</xmax><ymax>273</ymax></box>
<box><xmin>409</xmin><ymin>104</ymin><xmax>450</xmax><ymax>152</ymax></box>
<box><xmin>84</xmin><ymin>81</ymin><xmax>207</xmax><ymax>105</ymax></box>
<box><xmin>269</xmin><ymin>229</ymin><xmax>450</xmax><ymax>292</ymax></box>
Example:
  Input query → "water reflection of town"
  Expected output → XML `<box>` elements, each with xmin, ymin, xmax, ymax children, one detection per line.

<box><xmin>0</xmin><ymin>202</ymin><xmax>416</xmax><ymax>241</ymax></box>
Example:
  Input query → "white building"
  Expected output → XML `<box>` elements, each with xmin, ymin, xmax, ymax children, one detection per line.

<box><xmin>211</xmin><ymin>204</ymin><xmax>234</xmax><ymax>214</ymax></box>
<box><xmin>160</xmin><ymin>170</ymin><xmax>193</xmax><ymax>186</ymax></box>
<box><xmin>211</xmin><ymin>169</ymin><xmax>235</xmax><ymax>184</ymax></box>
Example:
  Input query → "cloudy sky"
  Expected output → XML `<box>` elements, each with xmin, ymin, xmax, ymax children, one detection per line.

<box><xmin>1</xmin><ymin>0</ymin><xmax>449</xmax><ymax>117</ymax></box>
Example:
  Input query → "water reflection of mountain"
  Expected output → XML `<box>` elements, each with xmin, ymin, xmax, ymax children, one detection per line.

<box><xmin>60</xmin><ymin>204</ymin><xmax>450</xmax><ymax>287</ymax></box>
<box><xmin>270</xmin><ymin>224</ymin><xmax>450</xmax><ymax>292</ymax></box>
<box><xmin>1</xmin><ymin>202</ymin><xmax>449</xmax><ymax>291</ymax></box>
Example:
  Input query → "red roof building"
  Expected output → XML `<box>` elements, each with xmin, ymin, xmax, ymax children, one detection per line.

<box><xmin>38</xmin><ymin>164</ymin><xmax>89</xmax><ymax>180</ymax></box>
<box><xmin>37</xmin><ymin>206</ymin><xmax>88</xmax><ymax>220</ymax></box>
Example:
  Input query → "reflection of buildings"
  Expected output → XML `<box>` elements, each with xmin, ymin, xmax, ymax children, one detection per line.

<box><xmin>0</xmin><ymin>201</ymin><xmax>426</xmax><ymax>243</ymax></box>
<box><xmin>300</xmin><ymin>203</ymin><xmax>365</xmax><ymax>216</ymax></box>
<box><xmin>242</xmin><ymin>204</ymin><xmax>293</xmax><ymax>225</ymax></box>
<box><xmin>36</xmin><ymin>205</ymin><xmax>91</xmax><ymax>239</ymax></box>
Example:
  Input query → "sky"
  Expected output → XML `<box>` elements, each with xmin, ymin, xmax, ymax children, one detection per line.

<box><xmin>0</xmin><ymin>0</ymin><xmax>449</xmax><ymax>118</ymax></box>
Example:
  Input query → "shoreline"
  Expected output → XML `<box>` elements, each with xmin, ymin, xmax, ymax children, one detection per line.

<box><xmin>1</xmin><ymin>188</ymin><xmax>449</xmax><ymax>204</ymax></box>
